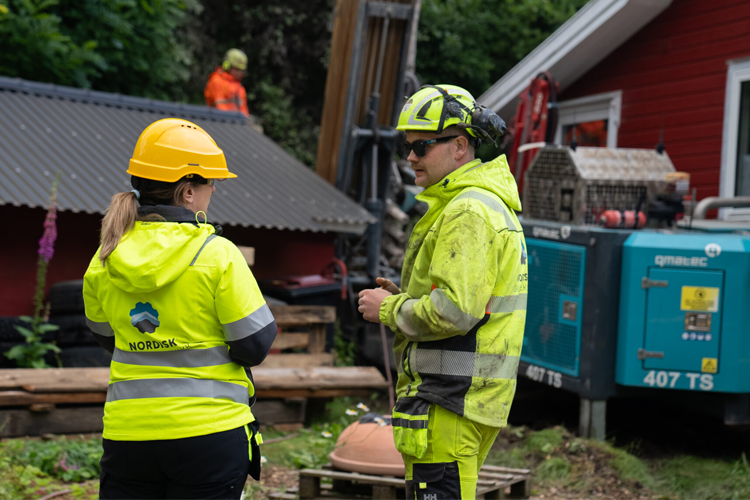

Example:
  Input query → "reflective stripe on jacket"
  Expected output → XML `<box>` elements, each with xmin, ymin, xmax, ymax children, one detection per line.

<box><xmin>84</xmin><ymin>208</ymin><xmax>275</xmax><ymax>441</ymax></box>
<box><xmin>379</xmin><ymin>155</ymin><xmax>527</xmax><ymax>428</ymax></box>
<box><xmin>204</xmin><ymin>68</ymin><xmax>249</xmax><ymax>116</ymax></box>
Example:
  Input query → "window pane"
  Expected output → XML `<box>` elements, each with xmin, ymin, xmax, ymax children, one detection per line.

<box><xmin>563</xmin><ymin>120</ymin><xmax>608</xmax><ymax>147</ymax></box>
<box><xmin>736</xmin><ymin>81</ymin><xmax>750</xmax><ymax>196</ymax></box>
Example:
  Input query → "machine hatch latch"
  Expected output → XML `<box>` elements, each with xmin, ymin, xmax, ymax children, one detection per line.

<box><xmin>641</xmin><ymin>277</ymin><xmax>668</xmax><ymax>289</ymax></box>
<box><xmin>637</xmin><ymin>348</ymin><xmax>665</xmax><ymax>360</ymax></box>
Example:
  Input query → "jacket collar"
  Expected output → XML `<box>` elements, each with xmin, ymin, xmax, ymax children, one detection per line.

<box><xmin>138</xmin><ymin>205</ymin><xmax>204</xmax><ymax>223</ymax></box>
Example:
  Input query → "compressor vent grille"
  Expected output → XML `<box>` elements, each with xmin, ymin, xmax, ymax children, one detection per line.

<box><xmin>523</xmin><ymin>240</ymin><xmax>585</xmax><ymax>376</ymax></box>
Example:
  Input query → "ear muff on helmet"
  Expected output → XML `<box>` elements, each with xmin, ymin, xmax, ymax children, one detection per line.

<box><xmin>222</xmin><ymin>59</ymin><xmax>232</xmax><ymax>71</ymax></box>
<box><xmin>421</xmin><ymin>85</ymin><xmax>507</xmax><ymax>148</ymax></box>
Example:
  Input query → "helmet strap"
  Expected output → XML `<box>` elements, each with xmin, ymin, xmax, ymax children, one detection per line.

<box><xmin>421</xmin><ymin>85</ymin><xmax>473</xmax><ymax>135</ymax></box>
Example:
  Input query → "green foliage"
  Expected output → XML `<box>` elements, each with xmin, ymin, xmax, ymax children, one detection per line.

<box><xmin>5</xmin><ymin>315</ymin><xmax>61</xmax><ymax>368</ymax></box>
<box><xmin>535</xmin><ymin>456</ymin><xmax>571</xmax><ymax>482</ymax></box>
<box><xmin>3</xmin><ymin>436</ymin><xmax>103</xmax><ymax>483</ymax></box>
<box><xmin>0</xmin><ymin>0</ymin><xmax>197</xmax><ymax>99</ymax></box>
<box><xmin>333</xmin><ymin>320</ymin><xmax>356</xmax><ymax>367</ymax></box>
<box><xmin>526</xmin><ymin>427</ymin><xmax>564</xmax><ymax>455</ymax></box>
<box><xmin>416</xmin><ymin>0</ymin><xmax>589</xmax><ymax>97</ymax></box>
<box><xmin>654</xmin><ymin>453</ymin><xmax>750</xmax><ymax>500</ymax></box>
<box><xmin>49</xmin><ymin>0</ymin><xmax>200</xmax><ymax>100</ymax></box>
<box><xmin>0</xmin><ymin>0</ymin><xmax>105</xmax><ymax>87</ymax></box>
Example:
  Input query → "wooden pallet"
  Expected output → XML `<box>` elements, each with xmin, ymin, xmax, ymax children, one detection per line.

<box><xmin>267</xmin><ymin>464</ymin><xmax>531</xmax><ymax>500</ymax></box>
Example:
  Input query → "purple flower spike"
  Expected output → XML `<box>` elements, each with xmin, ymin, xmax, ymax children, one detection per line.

<box><xmin>37</xmin><ymin>177</ymin><xmax>60</xmax><ymax>264</ymax></box>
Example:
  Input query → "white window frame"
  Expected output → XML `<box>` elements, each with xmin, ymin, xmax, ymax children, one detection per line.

<box><xmin>719</xmin><ymin>57</ymin><xmax>750</xmax><ymax>220</ymax></box>
<box><xmin>554</xmin><ymin>90</ymin><xmax>622</xmax><ymax>149</ymax></box>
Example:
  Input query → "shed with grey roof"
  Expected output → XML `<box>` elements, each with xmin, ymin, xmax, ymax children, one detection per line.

<box><xmin>0</xmin><ymin>76</ymin><xmax>374</xmax><ymax>235</ymax></box>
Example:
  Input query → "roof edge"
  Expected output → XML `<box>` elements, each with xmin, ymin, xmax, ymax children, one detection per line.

<box><xmin>0</xmin><ymin>76</ymin><xmax>247</xmax><ymax>124</ymax></box>
<box><xmin>478</xmin><ymin>0</ymin><xmax>673</xmax><ymax>118</ymax></box>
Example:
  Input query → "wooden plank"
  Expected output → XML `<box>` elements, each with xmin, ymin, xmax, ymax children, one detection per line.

<box><xmin>253</xmin><ymin>366</ymin><xmax>388</xmax><ymax>390</ymax></box>
<box><xmin>252</xmin><ymin>399</ymin><xmax>306</xmax><ymax>426</ymax></box>
<box><xmin>270</xmin><ymin>305</ymin><xmax>336</xmax><ymax>326</ymax></box>
<box><xmin>308</xmin><ymin>324</ymin><xmax>327</xmax><ymax>354</ymax></box>
<box><xmin>236</xmin><ymin>246</ymin><xmax>255</xmax><ymax>266</ymax></box>
<box><xmin>481</xmin><ymin>465</ymin><xmax>531</xmax><ymax>476</ymax></box>
<box><xmin>271</xmin><ymin>332</ymin><xmax>309</xmax><ymax>350</ymax></box>
<box><xmin>0</xmin><ymin>391</ymin><xmax>105</xmax><ymax>406</ymax></box>
<box><xmin>256</xmin><ymin>388</ymin><xmax>377</xmax><ymax>399</ymax></box>
<box><xmin>258</xmin><ymin>353</ymin><xmax>335</xmax><ymax>369</ymax></box>
<box><xmin>300</xmin><ymin>468</ymin><xmax>404</xmax><ymax>487</ymax></box>
<box><xmin>0</xmin><ymin>368</ymin><xmax>109</xmax><ymax>393</ymax></box>
<box><xmin>0</xmin><ymin>406</ymin><xmax>104</xmax><ymax>437</ymax></box>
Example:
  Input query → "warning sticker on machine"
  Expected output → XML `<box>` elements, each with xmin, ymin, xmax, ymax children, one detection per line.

<box><xmin>702</xmin><ymin>358</ymin><xmax>718</xmax><ymax>373</ymax></box>
<box><xmin>681</xmin><ymin>286</ymin><xmax>720</xmax><ymax>312</ymax></box>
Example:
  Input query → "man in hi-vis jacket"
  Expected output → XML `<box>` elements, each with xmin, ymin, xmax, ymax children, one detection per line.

<box><xmin>358</xmin><ymin>84</ymin><xmax>527</xmax><ymax>500</ymax></box>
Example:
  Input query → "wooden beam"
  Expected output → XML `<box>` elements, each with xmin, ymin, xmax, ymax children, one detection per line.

<box><xmin>269</xmin><ymin>305</ymin><xmax>336</xmax><ymax>326</ymax></box>
<box><xmin>0</xmin><ymin>391</ymin><xmax>105</xmax><ymax>406</ymax></box>
<box><xmin>256</xmin><ymin>388</ymin><xmax>378</xmax><ymax>399</ymax></box>
<box><xmin>0</xmin><ymin>368</ymin><xmax>110</xmax><ymax>393</ymax></box>
<box><xmin>258</xmin><ymin>353</ymin><xmax>334</xmax><ymax>368</ymax></box>
<box><xmin>253</xmin><ymin>366</ymin><xmax>388</xmax><ymax>390</ymax></box>
<box><xmin>270</xmin><ymin>333</ymin><xmax>309</xmax><ymax>350</ymax></box>
<box><xmin>307</xmin><ymin>324</ymin><xmax>327</xmax><ymax>354</ymax></box>
<box><xmin>0</xmin><ymin>406</ymin><xmax>104</xmax><ymax>438</ymax></box>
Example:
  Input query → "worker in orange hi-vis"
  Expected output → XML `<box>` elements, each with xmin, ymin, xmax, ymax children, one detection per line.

<box><xmin>204</xmin><ymin>49</ymin><xmax>249</xmax><ymax>116</ymax></box>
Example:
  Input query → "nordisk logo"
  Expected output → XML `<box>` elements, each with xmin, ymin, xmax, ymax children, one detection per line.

<box><xmin>705</xmin><ymin>243</ymin><xmax>722</xmax><ymax>258</ymax></box>
<box><xmin>532</xmin><ymin>227</ymin><xmax>560</xmax><ymax>240</ymax></box>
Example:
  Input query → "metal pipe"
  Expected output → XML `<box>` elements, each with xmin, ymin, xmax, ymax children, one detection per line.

<box><xmin>693</xmin><ymin>196</ymin><xmax>750</xmax><ymax>219</ymax></box>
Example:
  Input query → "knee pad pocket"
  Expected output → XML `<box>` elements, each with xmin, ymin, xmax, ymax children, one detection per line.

<box><xmin>407</xmin><ymin>461</ymin><xmax>461</xmax><ymax>500</ymax></box>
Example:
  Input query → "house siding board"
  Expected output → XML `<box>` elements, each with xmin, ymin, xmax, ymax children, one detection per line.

<box><xmin>560</xmin><ymin>0</ymin><xmax>750</xmax><ymax>200</ymax></box>
<box><xmin>0</xmin><ymin>78</ymin><xmax>375</xmax><ymax>233</ymax></box>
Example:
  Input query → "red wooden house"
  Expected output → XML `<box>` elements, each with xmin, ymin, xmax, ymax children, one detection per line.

<box><xmin>480</xmin><ymin>0</ymin><xmax>750</xmax><ymax>220</ymax></box>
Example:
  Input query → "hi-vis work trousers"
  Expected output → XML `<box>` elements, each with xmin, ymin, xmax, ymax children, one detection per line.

<box><xmin>402</xmin><ymin>404</ymin><xmax>501</xmax><ymax>500</ymax></box>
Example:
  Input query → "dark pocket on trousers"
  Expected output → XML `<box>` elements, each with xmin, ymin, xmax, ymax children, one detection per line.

<box><xmin>407</xmin><ymin>462</ymin><xmax>461</xmax><ymax>500</ymax></box>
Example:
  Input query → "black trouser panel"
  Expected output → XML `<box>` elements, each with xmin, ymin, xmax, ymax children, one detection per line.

<box><xmin>100</xmin><ymin>426</ymin><xmax>250</xmax><ymax>499</ymax></box>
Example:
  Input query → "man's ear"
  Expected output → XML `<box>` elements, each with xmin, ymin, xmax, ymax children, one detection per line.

<box><xmin>454</xmin><ymin>135</ymin><xmax>470</xmax><ymax>160</ymax></box>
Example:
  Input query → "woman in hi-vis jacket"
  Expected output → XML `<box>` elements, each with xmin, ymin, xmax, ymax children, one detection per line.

<box><xmin>83</xmin><ymin>118</ymin><xmax>276</xmax><ymax>499</ymax></box>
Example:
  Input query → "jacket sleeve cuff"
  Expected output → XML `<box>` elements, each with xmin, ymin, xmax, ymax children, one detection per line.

<box><xmin>379</xmin><ymin>294</ymin><xmax>403</xmax><ymax>331</ymax></box>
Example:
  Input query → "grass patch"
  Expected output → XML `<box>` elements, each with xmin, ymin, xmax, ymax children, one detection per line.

<box><xmin>652</xmin><ymin>453</ymin><xmax>750</xmax><ymax>500</ymax></box>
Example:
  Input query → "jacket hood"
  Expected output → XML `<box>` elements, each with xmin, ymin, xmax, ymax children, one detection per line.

<box><xmin>105</xmin><ymin>206</ymin><xmax>215</xmax><ymax>293</ymax></box>
<box><xmin>209</xmin><ymin>67</ymin><xmax>240</xmax><ymax>83</ymax></box>
<box><xmin>417</xmin><ymin>154</ymin><xmax>522</xmax><ymax>211</ymax></box>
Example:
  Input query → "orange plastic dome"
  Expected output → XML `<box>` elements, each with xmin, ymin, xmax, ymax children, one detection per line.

<box><xmin>329</xmin><ymin>419</ymin><xmax>405</xmax><ymax>477</ymax></box>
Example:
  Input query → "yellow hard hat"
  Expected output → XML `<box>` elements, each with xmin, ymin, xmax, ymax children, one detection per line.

<box><xmin>223</xmin><ymin>48</ymin><xmax>248</xmax><ymax>71</ymax></box>
<box><xmin>127</xmin><ymin>118</ymin><xmax>237</xmax><ymax>183</ymax></box>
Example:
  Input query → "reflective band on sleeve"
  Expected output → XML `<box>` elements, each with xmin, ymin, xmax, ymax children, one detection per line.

<box><xmin>222</xmin><ymin>304</ymin><xmax>275</xmax><ymax>341</ymax></box>
<box><xmin>453</xmin><ymin>191</ymin><xmax>518</xmax><ymax>230</ymax></box>
<box><xmin>487</xmin><ymin>293</ymin><xmax>527</xmax><ymax>314</ymax></box>
<box><xmin>86</xmin><ymin>318</ymin><xmax>114</xmax><ymax>337</ymax></box>
<box><xmin>414</xmin><ymin>350</ymin><xmax>520</xmax><ymax>380</ymax></box>
<box><xmin>112</xmin><ymin>346</ymin><xmax>232</xmax><ymax>368</ymax></box>
<box><xmin>106</xmin><ymin>378</ymin><xmax>249</xmax><ymax>404</ymax></box>
<box><xmin>396</xmin><ymin>299</ymin><xmax>421</xmax><ymax>338</ymax></box>
<box><xmin>391</xmin><ymin>417</ymin><xmax>429</xmax><ymax>429</ymax></box>
<box><xmin>190</xmin><ymin>234</ymin><xmax>218</xmax><ymax>266</ymax></box>
<box><xmin>430</xmin><ymin>288</ymin><xmax>481</xmax><ymax>332</ymax></box>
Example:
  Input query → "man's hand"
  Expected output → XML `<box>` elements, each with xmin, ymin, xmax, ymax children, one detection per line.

<box><xmin>358</xmin><ymin>287</ymin><xmax>392</xmax><ymax>323</ymax></box>
<box><xmin>376</xmin><ymin>277</ymin><xmax>400</xmax><ymax>294</ymax></box>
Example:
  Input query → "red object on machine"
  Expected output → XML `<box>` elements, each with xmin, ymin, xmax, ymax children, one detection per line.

<box><xmin>508</xmin><ymin>72</ymin><xmax>559</xmax><ymax>195</ymax></box>
<box><xmin>599</xmin><ymin>210</ymin><xmax>647</xmax><ymax>229</ymax></box>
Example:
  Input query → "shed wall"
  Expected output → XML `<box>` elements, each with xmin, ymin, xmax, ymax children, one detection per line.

<box><xmin>0</xmin><ymin>206</ymin><xmax>335</xmax><ymax>317</ymax></box>
<box><xmin>559</xmin><ymin>0</ymin><xmax>750</xmax><ymax>201</ymax></box>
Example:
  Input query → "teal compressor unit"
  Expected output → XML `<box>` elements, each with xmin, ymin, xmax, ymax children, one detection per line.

<box><xmin>519</xmin><ymin>146</ymin><xmax>750</xmax><ymax>438</ymax></box>
<box><xmin>523</xmin><ymin>219</ymin><xmax>750</xmax><ymax>438</ymax></box>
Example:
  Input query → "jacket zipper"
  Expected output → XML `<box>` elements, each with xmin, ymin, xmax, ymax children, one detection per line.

<box><xmin>404</xmin><ymin>341</ymin><xmax>415</xmax><ymax>395</ymax></box>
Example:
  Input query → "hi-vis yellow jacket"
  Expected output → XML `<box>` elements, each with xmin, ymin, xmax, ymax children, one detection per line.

<box><xmin>83</xmin><ymin>207</ymin><xmax>276</xmax><ymax>441</ymax></box>
<box><xmin>379</xmin><ymin>155</ymin><xmax>527</xmax><ymax>428</ymax></box>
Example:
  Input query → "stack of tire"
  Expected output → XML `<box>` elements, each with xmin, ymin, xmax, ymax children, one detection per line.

<box><xmin>47</xmin><ymin>280</ymin><xmax>112</xmax><ymax>367</ymax></box>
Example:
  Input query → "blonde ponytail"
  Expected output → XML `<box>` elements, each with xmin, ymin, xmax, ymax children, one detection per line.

<box><xmin>99</xmin><ymin>192</ymin><xmax>139</xmax><ymax>265</ymax></box>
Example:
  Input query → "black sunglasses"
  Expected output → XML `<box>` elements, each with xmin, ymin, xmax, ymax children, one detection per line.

<box><xmin>402</xmin><ymin>135</ymin><xmax>459</xmax><ymax>158</ymax></box>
